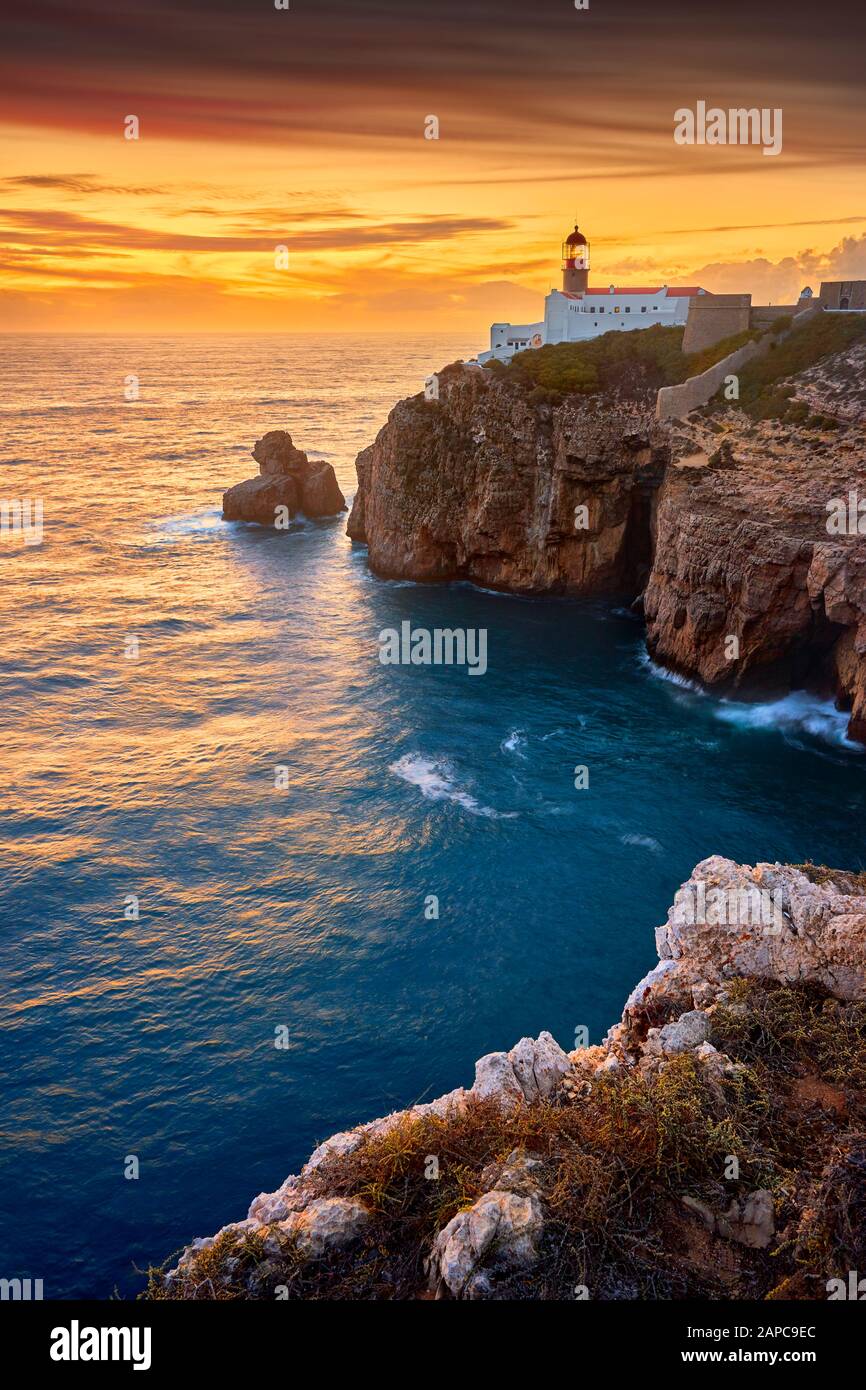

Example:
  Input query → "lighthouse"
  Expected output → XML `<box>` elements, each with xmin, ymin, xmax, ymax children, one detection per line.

<box><xmin>562</xmin><ymin>224</ymin><xmax>589</xmax><ymax>294</ymax></box>
<box><xmin>476</xmin><ymin>218</ymin><xmax>707</xmax><ymax>364</ymax></box>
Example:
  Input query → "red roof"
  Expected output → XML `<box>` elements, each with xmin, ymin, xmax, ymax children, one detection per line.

<box><xmin>561</xmin><ymin>287</ymin><xmax>704</xmax><ymax>299</ymax></box>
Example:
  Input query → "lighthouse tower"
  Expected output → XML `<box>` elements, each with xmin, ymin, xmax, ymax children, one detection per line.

<box><xmin>562</xmin><ymin>224</ymin><xmax>589</xmax><ymax>294</ymax></box>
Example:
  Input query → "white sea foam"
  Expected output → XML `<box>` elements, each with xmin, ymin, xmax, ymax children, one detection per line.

<box><xmin>713</xmin><ymin>692</ymin><xmax>861</xmax><ymax>750</ymax></box>
<box><xmin>155</xmin><ymin>508</ymin><xmax>224</xmax><ymax>537</ymax></box>
<box><xmin>637</xmin><ymin>647</ymin><xmax>862</xmax><ymax>753</ymax></box>
<box><xmin>620</xmin><ymin>832</ymin><xmax>663</xmax><ymax>853</ymax></box>
<box><xmin>389</xmin><ymin>754</ymin><xmax>517</xmax><ymax>818</ymax></box>
<box><xmin>637</xmin><ymin>648</ymin><xmax>703</xmax><ymax>692</ymax></box>
<box><xmin>501</xmin><ymin>729</ymin><xmax>528</xmax><ymax>757</ymax></box>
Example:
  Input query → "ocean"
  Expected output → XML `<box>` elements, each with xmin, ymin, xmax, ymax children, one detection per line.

<box><xmin>1</xmin><ymin>333</ymin><xmax>864</xmax><ymax>1298</ymax></box>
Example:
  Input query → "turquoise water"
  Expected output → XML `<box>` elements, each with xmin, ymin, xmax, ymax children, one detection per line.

<box><xmin>1</xmin><ymin>334</ymin><xmax>864</xmax><ymax>1298</ymax></box>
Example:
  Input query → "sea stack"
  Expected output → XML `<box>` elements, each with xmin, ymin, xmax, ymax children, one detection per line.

<box><xmin>223</xmin><ymin>430</ymin><xmax>346</xmax><ymax>525</ymax></box>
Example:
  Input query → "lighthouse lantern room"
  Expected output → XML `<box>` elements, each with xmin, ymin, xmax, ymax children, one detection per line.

<box><xmin>562</xmin><ymin>225</ymin><xmax>590</xmax><ymax>293</ymax></box>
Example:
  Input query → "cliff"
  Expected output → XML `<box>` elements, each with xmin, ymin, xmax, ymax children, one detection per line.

<box><xmin>348</xmin><ymin>339</ymin><xmax>866</xmax><ymax>741</ymax></box>
<box><xmin>148</xmin><ymin>858</ymin><xmax>866</xmax><ymax>1300</ymax></box>
<box><xmin>347</xmin><ymin>365</ymin><xmax>667</xmax><ymax>594</ymax></box>
<box><xmin>644</xmin><ymin>412</ymin><xmax>866</xmax><ymax>738</ymax></box>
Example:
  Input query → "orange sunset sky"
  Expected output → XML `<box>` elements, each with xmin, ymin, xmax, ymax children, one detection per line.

<box><xmin>1</xmin><ymin>0</ymin><xmax>865</xmax><ymax>337</ymax></box>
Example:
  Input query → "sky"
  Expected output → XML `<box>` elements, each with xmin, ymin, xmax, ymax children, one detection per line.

<box><xmin>1</xmin><ymin>0</ymin><xmax>865</xmax><ymax>335</ymax></box>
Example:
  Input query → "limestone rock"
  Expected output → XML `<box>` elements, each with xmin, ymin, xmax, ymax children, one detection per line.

<box><xmin>278</xmin><ymin>1196</ymin><xmax>370</xmax><ymax>1260</ymax></box>
<box><xmin>655</xmin><ymin>857</ymin><xmax>866</xmax><ymax>1002</ymax></box>
<box><xmin>303</xmin><ymin>1129</ymin><xmax>363</xmax><ymax>1176</ymax></box>
<box><xmin>472</xmin><ymin>1051</ymin><xmax>525</xmax><ymax>1105</ymax></box>
<box><xmin>643</xmin><ymin>364</ymin><xmax>866</xmax><ymax>742</ymax></box>
<box><xmin>252</xmin><ymin>430</ymin><xmax>310</xmax><ymax>476</ymax></box>
<box><xmin>301</xmin><ymin>463</ymin><xmax>347</xmax><ymax>518</ymax></box>
<box><xmin>428</xmin><ymin>1189</ymin><xmax>544</xmax><ymax>1298</ymax></box>
<box><xmin>645</xmin><ymin>1009</ymin><xmax>712</xmax><ymax>1057</ymax></box>
<box><xmin>248</xmin><ymin>1176</ymin><xmax>304</xmax><ymax>1225</ymax></box>
<box><xmin>472</xmin><ymin>1031</ymin><xmax>570</xmax><ymax>1107</ymax></box>
<box><xmin>222</xmin><ymin>473</ymin><xmax>300</xmax><ymax>525</ymax></box>
<box><xmin>681</xmin><ymin>1189</ymin><xmax>775</xmax><ymax>1250</ymax></box>
<box><xmin>717</xmin><ymin>1190</ymin><xmax>775</xmax><ymax>1249</ymax></box>
<box><xmin>347</xmin><ymin>343</ymin><xmax>866</xmax><ymax>741</ymax></box>
<box><xmin>347</xmin><ymin>364</ymin><xmax>668</xmax><ymax>592</ymax></box>
<box><xmin>479</xmin><ymin>1149</ymin><xmax>545</xmax><ymax>1196</ymax></box>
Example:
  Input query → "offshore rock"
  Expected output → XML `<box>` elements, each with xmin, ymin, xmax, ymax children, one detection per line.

<box><xmin>223</xmin><ymin>429</ymin><xmax>346</xmax><ymax>525</ymax></box>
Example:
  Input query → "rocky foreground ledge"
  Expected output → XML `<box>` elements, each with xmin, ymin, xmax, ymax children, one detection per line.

<box><xmin>147</xmin><ymin>858</ymin><xmax>866</xmax><ymax>1300</ymax></box>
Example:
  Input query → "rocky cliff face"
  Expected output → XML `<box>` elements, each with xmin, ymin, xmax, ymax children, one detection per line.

<box><xmin>348</xmin><ymin>346</ymin><xmax>866</xmax><ymax>741</ymax></box>
<box><xmin>644</xmin><ymin>408</ymin><xmax>866</xmax><ymax>738</ymax></box>
<box><xmin>223</xmin><ymin>430</ymin><xmax>346</xmax><ymax>525</ymax></box>
<box><xmin>149</xmin><ymin>858</ymin><xmax>866</xmax><ymax>1301</ymax></box>
<box><xmin>348</xmin><ymin>365</ymin><xmax>668</xmax><ymax>594</ymax></box>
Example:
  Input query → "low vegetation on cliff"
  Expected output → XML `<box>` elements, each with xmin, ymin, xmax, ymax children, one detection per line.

<box><xmin>708</xmin><ymin>311</ymin><xmax>866</xmax><ymax>422</ymax></box>
<box><xmin>483</xmin><ymin>324</ymin><xmax>759</xmax><ymax>404</ymax></box>
<box><xmin>147</xmin><ymin>981</ymin><xmax>866</xmax><ymax>1301</ymax></box>
<box><xmin>144</xmin><ymin>858</ymin><xmax>866</xmax><ymax>1301</ymax></box>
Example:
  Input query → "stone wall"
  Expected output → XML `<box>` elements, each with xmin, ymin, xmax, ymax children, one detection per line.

<box><xmin>657</xmin><ymin>305</ymin><xmax>821</xmax><ymax>421</ymax></box>
<box><xmin>656</xmin><ymin>340</ymin><xmax>762</xmax><ymax>421</ymax></box>
<box><xmin>682</xmin><ymin>294</ymin><xmax>751</xmax><ymax>354</ymax></box>
<box><xmin>820</xmin><ymin>281</ymin><xmax>866</xmax><ymax>311</ymax></box>
<box><xmin>749</xmin><ymin>305</ymin><xmax>800</xmax><ymax>331</ymax></box>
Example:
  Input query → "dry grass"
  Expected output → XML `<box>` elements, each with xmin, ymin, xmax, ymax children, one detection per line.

<box><xmin>145</xmin><ymin>979</ymin><xmax>866</xmax><ymax>1301</ymax></box>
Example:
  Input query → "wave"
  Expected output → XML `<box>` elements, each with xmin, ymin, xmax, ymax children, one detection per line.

<box><xmin>637</xmin><ymin>646</ymin><xmax>861</xmax><ymax>754</ymax></box>
<box><xmin>637</xmin><ymin>649</ymin><xmax>703</xmax><ymax>692</ymax></box>
<box><xmin>620</xmin><ymin>832</ymin><xmax>663</xmax><ymax>853</ymax></box>
<box><xmin>713</xmin><ymin>692</ymin><xmax>862</xmax><ymax>751</ymax></box>
<box><xmin>501</xmin><ymin>729</ymin><xmax>528</xmax><ymax>757</ymax></box>
<box><xmin>389</xmin><ymin>754</ymin><xmax>517</xmax><ymax>819</ymax></box>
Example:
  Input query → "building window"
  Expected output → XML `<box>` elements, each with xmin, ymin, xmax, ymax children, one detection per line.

<box><xmin>625</xmin><ymin>307</ymin><xmax>631</xmax><ymax>313</ymax></box>
<box><xmin>614</xmin><ymin>306</ymin><xmax>620</xmax><ymax>314</ymax></box>
<box><xmin>599</xmin><ymin>306</ymin><xmax>604</xmax><ymax>313</ymax></box>
<box><xmin>641</xmin><ymin>306</ymin><xmax>647</xmax><ymax>312</ymax></box>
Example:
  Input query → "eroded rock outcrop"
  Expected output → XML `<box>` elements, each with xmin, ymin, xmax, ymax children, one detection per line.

<box><xmin>427</xmin><ymin>1151</ymin><xmax>545</xmax><ymax>1298</ymax></box>
<box><xmin>348</xmin><ymin>365</ymin><xmax>667</xmax><ymax>593</ymax></box>
<box><xmin>223</xmin><ymin>430</ymin><xmax>346</xmax><ymax>525</ymax></box>
<box><xmin>644</xmin><ymin>403</ymin><xmax>866</xmax><ymax>740</ymax></box>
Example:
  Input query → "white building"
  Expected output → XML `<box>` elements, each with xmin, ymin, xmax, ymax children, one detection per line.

<box><xmin>477</xmin><ymin>224</ymin><xmax>708</xmax><ymax>363</ymax></box>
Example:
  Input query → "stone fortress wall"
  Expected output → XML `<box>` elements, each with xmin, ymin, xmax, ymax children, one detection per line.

<box><xmin>657</xmin><ymin>305</ymin><xmax>822</xmax><ymax>421</ymax></box>
<box><xmin>681</xmin><ymin>294</ymin><xmax>752</xmax><ymax>355</ymax></box>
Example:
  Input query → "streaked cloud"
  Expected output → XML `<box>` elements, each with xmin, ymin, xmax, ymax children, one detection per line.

<box><xmin>1</xmin><ymin>0</ymin><xmax>863</xmax><ymax>331</ymax></box>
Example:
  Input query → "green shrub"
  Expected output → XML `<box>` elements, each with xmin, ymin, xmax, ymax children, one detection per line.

<box><xmin>725</xmin><ymin>312</ymin><xmax>866</xmax><ymax>420</ymax></box>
